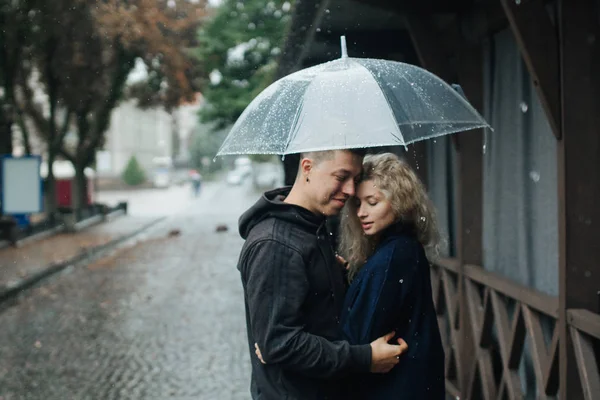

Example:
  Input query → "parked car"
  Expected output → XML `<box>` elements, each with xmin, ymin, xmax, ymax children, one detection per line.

<box><xmin>253</xmin><ymin>163</ymin><xmax>283</xmax><ymax>189</ymax></box>
<box><xmin>226</xmin><ymin>170</ymin><xmax>245</xmax><ymax>185</ymax></box>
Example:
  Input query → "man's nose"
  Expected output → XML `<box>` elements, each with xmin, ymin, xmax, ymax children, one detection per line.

<box><xmin>342</xmin><ymin>179</ymin><xmax>355</xmax><ymax>197</ymax></box>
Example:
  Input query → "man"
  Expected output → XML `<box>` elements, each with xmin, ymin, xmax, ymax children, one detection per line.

<box><xmin>237</xmin><ymin>149</ymin><xmax>408</xmax><ymax>399</ymax></box>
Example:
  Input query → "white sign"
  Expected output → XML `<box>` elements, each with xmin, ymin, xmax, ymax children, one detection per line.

<box><xmin>1</xmin><ymin>156</ymin><xmax>42</xmax><ymax>214</ymax></box>
<box><xmin>96</xmin><ymin>150</ymin><xmax>112</xmax><ymax>173</ymax></box>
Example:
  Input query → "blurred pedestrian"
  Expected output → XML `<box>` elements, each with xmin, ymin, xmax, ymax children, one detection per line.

<box><xmin>190</xmin><ymin>170</ymin><xmax>202</xmax><ymax>197</ymax></box>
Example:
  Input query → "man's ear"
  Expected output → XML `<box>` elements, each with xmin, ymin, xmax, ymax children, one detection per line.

<box><xmin>300</xmin><ymin>157</ymin><xmax>313</xmax><ymax>176</ymax></box>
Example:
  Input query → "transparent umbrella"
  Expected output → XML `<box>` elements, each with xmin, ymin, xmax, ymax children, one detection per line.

<box><xmin>216</xmin><ymin>36</ymin><xmax>490</xmax><ymax>156</ymax></box>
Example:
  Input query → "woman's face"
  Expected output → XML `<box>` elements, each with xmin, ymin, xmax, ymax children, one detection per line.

<box><xmin>355</xmin><ymin>180</ymin><xmax>396</xmax><ymax>237</ymax></box>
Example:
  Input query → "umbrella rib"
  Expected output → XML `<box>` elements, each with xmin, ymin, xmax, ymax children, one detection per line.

<box><xmin>282</xmin><ymin>94</ymin><xmax>306</xmax><ymax>154</ymax></box>
<box><xmin>401</xmin><ymin>124</ymin><xmax>490</xmax><ymax>146</ymax></box>
<box><xmin>389</xmin><ymin>131</ymin><xmax>404</xmax><ymax>144</ymax></box>
<box><xmin>396</xmin><ymin>120</ymin><xmax>492</xmax><ymax>126</ymax></box>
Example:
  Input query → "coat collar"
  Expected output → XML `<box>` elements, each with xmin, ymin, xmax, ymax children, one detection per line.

<box><xmin>379</xmin><ymin>221</ymin><xmax>416</xmax><ymax>243</ymax></box>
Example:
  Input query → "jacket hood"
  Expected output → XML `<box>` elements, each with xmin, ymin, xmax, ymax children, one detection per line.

<box><xmin>239</xmin><ymin>187</ymin><xmax>326</xmax><ymax>239</ymax></box>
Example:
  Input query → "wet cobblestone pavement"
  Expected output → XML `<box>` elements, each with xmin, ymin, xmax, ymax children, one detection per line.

<box><xmin>0</xmin><ymin>216</ymin><xmax>161</xmax><ymax>294</ymax></box>
<box><xmin>0</xmin><ymin>182</ymin><xmax>259</xmax><ymax>400</ymax></box>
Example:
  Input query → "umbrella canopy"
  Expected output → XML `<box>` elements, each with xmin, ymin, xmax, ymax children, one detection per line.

<box><xmin>217</xmin><ymin>37</ymin><xmax>490</xmax><ymax>156</ymax></box>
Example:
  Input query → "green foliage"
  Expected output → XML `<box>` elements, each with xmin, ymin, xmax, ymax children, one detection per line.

<box><xmin>121</xmin><ymin>156</ymin><xmax>146</xmax><ymax>186</ymax></box>
<box><xmin>195</xmin><ymin>0</ymin><xmax>295</xmax><ymax>128</ymax></box>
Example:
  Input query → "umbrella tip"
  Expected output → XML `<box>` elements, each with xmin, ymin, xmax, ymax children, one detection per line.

<box><xmin>340</xmin><ymin>35</ymin><xmax>348</xmax><ymax>59</ymax></box>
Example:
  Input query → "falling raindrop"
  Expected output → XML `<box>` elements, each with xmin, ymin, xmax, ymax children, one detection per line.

<box><xmin>399</xmin><ymin>279</ymin><xmax>404</xmax><ymax>284</ymax></box>
<box><xmin>520</xmin><ymin>102</ymin><xmax>529</xmax><ymax>113</ymax></box>
<box><xmin>529</xmin><ymin>171</ymin><xmax>540</xmax><ymax>182</ymax></box>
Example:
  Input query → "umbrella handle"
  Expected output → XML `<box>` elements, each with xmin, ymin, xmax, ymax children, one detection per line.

<box><xmin>451</xmin><ymin>84</ymin><xmax>467</xmax><ymax>99</ymax></box>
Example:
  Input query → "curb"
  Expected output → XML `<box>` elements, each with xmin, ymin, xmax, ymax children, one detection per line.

<box><xmin>0</xmin><ymin>209</ymin><xmax>128</xmax><ymax>251</ymax></box>
<box><xmin>0</xmin><ymin>224</ymin><xmax>65</xmax><ymax>251</ymax></box>
<box><xmin>0</xmin><ymin>216</ymin><xmax>166</xmax><ymax>305</ymax></box>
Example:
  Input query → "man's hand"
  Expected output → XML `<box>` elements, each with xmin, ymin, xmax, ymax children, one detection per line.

<box><xmin>335</xmin><ymin>254</ymin><xmax>350</xmax><ymax>270</ymax></box>
<box><xmin>369</xmin><ymin>331</ymin><xmax>408</xmax><ymax>373</ymax></box>
<box><xmin>255</xmin><ymin>343</ymin><xmax>266</xmax><ymax>364</ymax></box>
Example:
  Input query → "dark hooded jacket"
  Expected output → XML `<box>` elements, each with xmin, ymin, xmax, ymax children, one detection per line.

<box><xmin>238</xmin><ymin>187</ymin><xmax>372</xmax><ymax>400</ymax></box>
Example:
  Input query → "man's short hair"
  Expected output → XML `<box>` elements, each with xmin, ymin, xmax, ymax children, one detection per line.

<box><xmin>300</xmin><ymin>148</ymin><xmax>367</xmax><ymax>165</ymax></box>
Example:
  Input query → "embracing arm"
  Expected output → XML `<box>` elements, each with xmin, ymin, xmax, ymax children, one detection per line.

<box><xmin>243</xmin><ymin>239</ymin><xmax>372</xmax><ymax>377</ymax></box>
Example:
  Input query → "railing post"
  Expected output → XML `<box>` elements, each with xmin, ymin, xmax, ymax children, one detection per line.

<box><xmin>456</xmin><ymin>43</ymin><xmax>485</xmax><ymax>397</ymax></box>
<box><xmin>557</xmin><ymin>0</ymin><xmax>600</xmax><ymax>398</ymax></box>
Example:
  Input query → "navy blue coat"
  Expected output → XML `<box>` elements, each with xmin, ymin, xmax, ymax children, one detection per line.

<box><xmin>340</xmin><ymin>223</ymin><xmax>445</xmax><ymax>399</ymax></box>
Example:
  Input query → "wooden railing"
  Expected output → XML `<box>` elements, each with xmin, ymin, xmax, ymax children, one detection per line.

<box><xmin>568</xmin><ymin>309</ymin><xmax>600</xmax><ymax>399</ymax></box>
<box><xmin>432</xmin><ymin>257</ymin><xmax>600</xmax><ymax>399</ymax></box>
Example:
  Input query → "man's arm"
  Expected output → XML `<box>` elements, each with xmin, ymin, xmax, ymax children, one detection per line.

<box><xmin>243</xmin><ymin>239</ymin><xmax>372</xmax><ymax>378</ymax></box>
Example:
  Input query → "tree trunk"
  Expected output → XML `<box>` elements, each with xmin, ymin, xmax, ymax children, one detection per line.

<box><xmin>0</xmin><ymin>106</ymin><xmax>14</xmax><ymax>156</ymax></box>
<box><xmin>171</xmin><ymin>112</ymin><xmax>180</xmax><ymax>161</ymax></box>
<box><xmin>45</xmin><ymin>148</ymin><xmax>57</xmax><ymax>219</ymax></box>
<box><xmin>16</xmin><ymin>111</ymin><xmax>32</xmax><ymax>155</ymax></box>
<box><xmin>0</xmin><ymin>106</ymin><xmax>13</xmax><ymax>217</ymax></box>
<box><xmin>72</xmin><ymin>158</ymin><xmax>88</xmax><ymax>220</ymax></box>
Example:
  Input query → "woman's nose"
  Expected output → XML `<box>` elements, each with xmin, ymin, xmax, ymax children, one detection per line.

<box><xmin>357</xmin><ymin>206</ymin><xmax>366</xmax><ymax>218</ymax></box>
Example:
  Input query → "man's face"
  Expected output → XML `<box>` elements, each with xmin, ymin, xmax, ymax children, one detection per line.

<box><xmin>306</xmin><ymin>151</ymin><xmax>363</xmax><ymax>216</ymax></box>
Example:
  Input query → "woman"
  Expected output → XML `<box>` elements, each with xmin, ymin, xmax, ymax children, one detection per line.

<box><xmin>338</xmin><ymin>152</ymin><xmax>445</xmax><ymax>399</ymax></box>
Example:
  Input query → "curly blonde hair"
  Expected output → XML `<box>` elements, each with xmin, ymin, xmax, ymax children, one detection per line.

<box><xmin>338</xmin><ymin>153</ymin><xmax>442</xmax><ymax>281</ymax></box>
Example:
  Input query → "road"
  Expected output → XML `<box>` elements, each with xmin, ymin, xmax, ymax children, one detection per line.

<box><xmin>0</xmin><ymin>178</ymin><xmax>264</xmax><ymax>400</ymax></box>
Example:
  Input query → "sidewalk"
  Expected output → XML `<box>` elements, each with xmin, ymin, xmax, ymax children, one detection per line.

<box><xmin>0</xmin><ymin>215</ymin><xmax>164</xmax><ymax>302</ymax></box>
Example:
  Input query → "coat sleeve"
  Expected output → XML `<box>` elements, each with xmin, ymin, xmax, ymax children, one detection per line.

<box><xmin>243</xmin><ymin>239</ymin><xmax>372</xmax><ymax>377</ymax></box>
<box><xmin>341</xmin><ymin>238</ymin><xmax>419</xmax><ymax>345</ymax></box>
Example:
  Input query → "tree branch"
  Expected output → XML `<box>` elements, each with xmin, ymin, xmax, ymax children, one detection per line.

<box><xmin>93</xmin><ymin>45</ymin><xmax>135</xmax><ymax>137</ymax></box>
<box><xmin>84</xmin><ymin>45</ymin><xmax>136</xmax><ymax>166</ymax></box>
<box><xmin>56</xmin><ymin>109</ymin><xmax>72</xmax><ymax>148</ymax></box>
<box><xmin>17</xmin><ymin>81</ymin><xmax>49</xmax><ymax>139</ymax></box>
<box><xmin>59</xmin><ymin>147</ymin><xmax>76</xmax><ymax>164</ymax></box>
<box><xmin>15</xmin><ymin>108</ymin><xmax>32</xmax><ymax>155</ymax></box>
